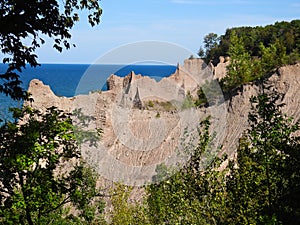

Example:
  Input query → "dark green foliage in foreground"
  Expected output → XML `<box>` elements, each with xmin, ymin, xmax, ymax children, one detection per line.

<box><xmin>0</xmin><ymin>0</ymin><xmax>102</xmax><ymax>100</ymax></box>
<box><xmin>226</xmin><ymin>89</ymin><xmax>300</xmax><ymax>224</ymax></box>
<box><xmin>109</xmin><ymin>184</ymin><xmax>150</xmax><ymax>225</ymax></box>
<box><xmin>0</xmin><ymin>107</ymin><xmax>105</xmax><ymax>225</ymax></box>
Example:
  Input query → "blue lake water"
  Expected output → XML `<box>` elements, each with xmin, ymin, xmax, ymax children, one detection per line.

<box><xmin>0</xmin><ymin>63</ymin><xmax>176</xmax><ymax>120</ymax></box>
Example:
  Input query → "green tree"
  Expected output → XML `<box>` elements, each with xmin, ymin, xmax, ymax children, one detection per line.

<box><xmin>222</xmin><ymin>31</ymin><xmax>251</xmax><ymax>91</ymax></box>
<box><xmin>0</xmin><ymin>0</ymin><xmax>102</xmax><ymax>100</ymax></box>
<box><xmin>204</xmin><ymin>33</ymin><xmax>219</xmax><ymax>52</ymax></box>
<box><xmin>221</xmin><ymin>31</ymin><xmax>254</xmax><ymax>91</ymax></box>
<box><xmin>109</xmin><ymin>184</ymin><xmax>150</xmax><ymax>225</ymax></box>
<box><xmin>226</xmin><ymin>90</ymin><xmax>300</xmax><ymax>224</ymax></box>
<box><xmin>201</xmin><ymin>19</ymin><xmax>300</xmax><ymax>70</ymax></box>
<box><xmin>0</xmin><ymin>107</ymin><xmax>105</xmax><ymax>225</ymax></box>
<box><xmin>260</xmin><ymin>39</ymin><xmax>288</xmax><ymax>75</ymax></box>
<box><xmin>146</xmin><ymin>119</ymin><xmax>228</xmax><ymax>224</ymax></box>
<box><xmin>202</xmin><ymin>33</ymin><xmax>221</xmax><ymax>63</ymax></box>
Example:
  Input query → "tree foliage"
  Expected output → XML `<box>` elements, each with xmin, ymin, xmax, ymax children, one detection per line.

<box><xmin>221</xmin><ymin>31</ymin><xmax>255</xmax><ymax>91</ymax></box>
<box><xmin>203</xmin><ymin>33</ymin><xmax>219</xmax><ymax>50</ymax></box>
<box><xmin>226</xmin><ymin>89</ymin><xmax>300</xmax><ymax>224</ymax></box>
<box><xmin>0</xmin><ymin>107</ymin><xmax>105</xmax><ymax>224</ymax></box>
<box><xmin>219</xmin><ymin>30</ymin><xmax>290</xmax><ymax>92</ymax></box>
<box><xmin>259</xmin><ymin>39</ymin><xmax>288</xmax><ymax>75</ymax></box>
<box><xmin>109</xmin><ymin>184</ymin><xmax>150</xmax><ymax>225</ymax></box>
<box><xmin>199</xmin><ymin>32</ymin><xmax>221</xmax><ymax>63</ymax></box>
<box><xmin>199</xmin><ymin>20</ymin><xmax>300</xmax><ymax>92</ymax></box>
<box><xmin>145</xmin><ymin>119</ymin><xmax>229</xmax><ymax>224</ymax></box>
<box><xmin>204</xmin><ymin>20</ymin><xmax>300</xmax><ymax>65</ymax></box>
<box><xmin>0</xmin><ymin>0</ymin><xmax>102</xmax><ymax>100</ymax></box>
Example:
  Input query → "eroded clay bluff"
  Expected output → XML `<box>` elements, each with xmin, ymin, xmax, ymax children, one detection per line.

<box><xmin>25</xmin><ymin>58</ymin><xmax>300</xmax><ymax>184</ymax></box>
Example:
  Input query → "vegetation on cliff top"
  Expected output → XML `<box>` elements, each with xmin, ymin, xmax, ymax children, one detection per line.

<box><xmin>198</xmin><ymin>20</ymin><xmax>300</xmax><ymax>92</ymax></box>
<box><xmin>200</xmin><ymin>20</ymin><xmax>300</xmax><ymax>65</ymax></box>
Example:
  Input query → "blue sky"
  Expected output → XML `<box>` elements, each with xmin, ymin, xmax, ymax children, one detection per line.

<box><xmin>37</xmin><ymin>0</ymin><xmax>300</xmax><ymax>64</ymax></box>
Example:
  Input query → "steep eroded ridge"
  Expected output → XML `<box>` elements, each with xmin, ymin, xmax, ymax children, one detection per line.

<box><xmin>26</xmin><ymin>59</ymin><xmax>300</xmax><ymax>183</ymax></box>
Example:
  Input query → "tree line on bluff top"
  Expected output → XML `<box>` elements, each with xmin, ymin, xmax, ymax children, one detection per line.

<box><xmin>198</xmin><ymin>20</ymin><xmax>300</xmax><ymax>92</ymax></box>
<box><xmin>200</xmin><ymin>20</ymin><xmax>300</xmax><ymax>66</ymax></box>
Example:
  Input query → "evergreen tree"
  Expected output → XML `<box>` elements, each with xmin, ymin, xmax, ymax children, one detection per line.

<box><xmin>221</xmin><ymin>31</ymin><xmax>254</xmax><ymax>91</ymax></box>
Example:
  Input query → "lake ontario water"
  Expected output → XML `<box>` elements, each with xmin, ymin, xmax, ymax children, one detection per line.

<box><xmin>0</xmin><ymin>63</ymin><xmax>176</xmax><ymax>121</ymax></box>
